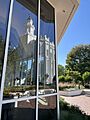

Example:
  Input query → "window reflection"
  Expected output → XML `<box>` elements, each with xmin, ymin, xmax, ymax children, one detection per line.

<box><xmin>1</xmin><ymin>0</ymin><xmax>58</xmax><ymax>120</ymax></box>
<box><xmin>39</xmin><ymin>0</ymin><xmax>56</xmax><ymax>94</ymax></box>
<box><xmin>0</xmin><ymin>0</ymin><xmax>10</xmax><ymax>87</ymax></box>
<box><xmin>3</xmin><ymin>0</ymin><xmax>38</xmax><ymax>100</ymax></box>
<box><xmin>38</xmin><ymin>96</ymin><xmax>57</xmax><ymax>120</ymax></box>
<box><xmin>1</xmin><ymin>99</ymin><xmax>36</xmax><ymax>120</ymax></box>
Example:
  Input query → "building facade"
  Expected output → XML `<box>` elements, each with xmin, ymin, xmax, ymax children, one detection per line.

<box><xmin>0</xmin><ymin>0</ymin><xmax>79</xmax><ymax>120</ymax></box>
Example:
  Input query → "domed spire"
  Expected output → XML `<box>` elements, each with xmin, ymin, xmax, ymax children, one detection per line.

<box><xmin>26</xmin><ymin>16</ymin><xmax>36</xmax><ymax>43</ymax></box>
<box><xmin>27</xmin><ymin>16</ymin><xmax>33</xmax><ymax>26</ymax></box>
<box><xmin>26</xmin><ymin>16</ymin><xmax>35</xmax><ymax>35</ymax></box>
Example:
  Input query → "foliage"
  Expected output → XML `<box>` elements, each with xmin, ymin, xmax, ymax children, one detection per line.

<box><xmin>65</xmin><ymin>75</ymin><xmax>72</xmax><ymax>83</ymax></box>
<box><xmin>66</xmin><ymin>45</ymin><xmax>90</xmax><ymax>75</ymax></box>
<box><xmin>65</xmin><ymin>70</ymin><xmax>82</xmax><ymax>83</ymax></box>
<box><xmin>58</xmin><ymin>75</ymin><xmax>65</xmax><ymax>83</ymax></box>
<box><xmin>59</xmin><ymin>86</ymin><xmax>75</xmax><ymax>90</ymax></box>
<box><xmin>58</xmin><ymin>64</ymin><xmax>65</xmax><ymax>76</ymax></box>
<box><xmin>82</xmin><ymin>72</ymin><xmax>90</xmax><ymax>84</ymax></box>
<box><xmin>5</xmin><ymin>46</ymin><xmax>21</xmax><ymax>86</ymax></box>
<box><xmin>60</xmin><ymin>98</ymin><xmax>90</xmax><ymax>120</ymax></box>
<box><xmin>4</xmin><ymin>85</ymin><xmax>36</xmax><ymax>94</ymax></box>
<box><xmin>0</xmin><ymin>35</ymin><xmax>4</xmax><ymax>72</ymax></box>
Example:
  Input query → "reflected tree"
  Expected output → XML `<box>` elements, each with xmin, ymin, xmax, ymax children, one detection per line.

<box><xmin>5</xmin><ymin>45</ymin><xmax>20</xmax><ymax>86</ymax></box>
<box><xmin>0</xmin><ymin>35</ymin><xmax>4</xmax><ymax>71</ymax></box>
<box><xmin>0</xmin><ymin>34</ymin><xmax>4</xmax><ymax>86</ymax></box>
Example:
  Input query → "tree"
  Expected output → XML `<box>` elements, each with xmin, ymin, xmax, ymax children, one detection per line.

<box><xmin>66</xmin><ymin>45</ymin><xmax>90</xmax><ymax>75</ymax></box>
<box><xmin>0</xmin><ymin>35</ymin><xmax>4</xmax><ymax>73</ymax></box>
<box><xmin>65</xmin><ymin>75</ymin><xmax>72</xmax><ymax>83</ymax></box>
<box><xmin>5</xmin><ymin>46</ymin><xmax>20</xmax><ymax>86</ymax></box>
<box><xmin>82</xmin><ymin>72</ymin><xmax>90</xmax><ymax>84</ymax></box>
<box><xmin>58</xmin><ymin>75</ymin><xmax>65</xmax><ymax>83</ymax></box>
<box><xmin>65</xmin><ymin>70</ymin><xmax>82</xmax><ymax>84</ymax></box>
<box><xmin>58</xmin><ymin>64</ymin><xmax>65</xmax><ymax>76</ymax></box>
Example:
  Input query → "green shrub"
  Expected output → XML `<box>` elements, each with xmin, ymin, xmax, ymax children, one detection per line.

<box><xmin>65</xmin><ymin>75</ymin><xmax>72</xmax><ymax>83</ymax></box>
<box><xmin>82</xmin><ymin>72</ymin><xmax>90</xmax><ymax>84</ymax></box>
<box><xmin>4</xmin><ymin>85</ymin><xmax>35</xmax><ymax>94</ymax></box>
<box><xmin>59</xmin><ymin>86</ymin><xmax>75</xmax><ymax>90</ymax></box>
<box><xmin>59</xmin><ymin>75</ymin><xmax>65</xmax><ymax>83</ymax></box>
<box><xmin>60</xmin><ymin>98</ymin><xmax>90</xmax><ymax>120</ymax></box>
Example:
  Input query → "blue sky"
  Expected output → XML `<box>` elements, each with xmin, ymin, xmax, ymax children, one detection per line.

<box><xmin>12</xmin><ymin>0</ymin><xmax>54</xmax><ymax>43</ymax></box>
<box><xmin>58</xmin><ymin>0</ymin><xmax>90</xmax><ymax>66</ymax></box>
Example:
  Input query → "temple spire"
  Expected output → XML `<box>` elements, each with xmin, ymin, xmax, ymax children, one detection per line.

<box><xmin>26</xmin><ymin>16</ymin><xmax>36</xmax><ymax>43</ymax></box>
<box><xmin>26</xmin><ymin>16</ymin><xmax>35</xmax><ymax>36</ymax></box>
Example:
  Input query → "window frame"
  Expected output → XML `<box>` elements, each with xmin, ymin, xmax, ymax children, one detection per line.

<box><xmin>0</xmin><ymin>0</ymin><xmax>59</xmax><ymax>120</ymax></box>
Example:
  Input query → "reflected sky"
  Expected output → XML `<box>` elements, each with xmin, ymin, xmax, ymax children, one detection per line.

<box><xmin>40</xmin><ymin>19</ymin><xmax>54</xmax><ymax>42</ymax></box>
<box><xmin>12</xmin><ymin>1</ymin><xmax>37</xmax><ymax>36</ymax></box>
<box><xmin>0</xmin><ymin>0</ymin><xmax>9</xmax><ymax>20</ymax></box>
<box><xmin>0</xmin><ymin>0</ymin><xmax>10</xmax><ymax>39</ymax></box>
<box><xmin>0</xmin><ymin>0</ymin><xmax>55</xmax><ymax>43</ymax></box>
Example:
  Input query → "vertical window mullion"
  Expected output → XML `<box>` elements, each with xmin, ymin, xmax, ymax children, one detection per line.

<box><xmin>55</xmin><ymin>10</ymin><xmax>60</xmax><ymax>120</ymax></box>
<box><xmin>36</xmin><ymin>0</ymin><xmax>40</xmax><ymax>120</ymax></box>
<box><xmin>0</xmin><ymin>0</ymin><xmax>15</xmax><ymax>119</ymax></box>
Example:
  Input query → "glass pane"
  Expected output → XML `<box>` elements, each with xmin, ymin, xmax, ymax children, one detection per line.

<box><xmin>3</xmin><ymin>0</ymin><xmax>38</xmax><ymax>100</ymax></box>
<box><xmin>0</xmin><ymin>0</ymin><xmax>10</xmax><ymax>87</ymax></box>
<box><xmin>39</xmin><ymin>0</ymin><xmax>56</xmax><ymax>95</ymax></box>
<box><xmin>38</xmin><ymin>95</ymin><xmax>57</xmax><ymax>120</ymax></box>
<box><xmin>1</xmin><ymin>99</ymin><xmax>36</xmax><ymax>120</ymax></box>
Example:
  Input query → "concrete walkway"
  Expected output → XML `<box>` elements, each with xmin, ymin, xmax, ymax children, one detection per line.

<box><xmin>61</xmin><ymin>95</ymin><xmax>90</xmax><ymax>115</ymax></box>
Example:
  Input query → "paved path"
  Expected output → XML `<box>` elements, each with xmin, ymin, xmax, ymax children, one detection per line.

<box><xmin>61</xmin><ymin>95</ymin><xmax>90</xmax><ymax>115</ymax></box>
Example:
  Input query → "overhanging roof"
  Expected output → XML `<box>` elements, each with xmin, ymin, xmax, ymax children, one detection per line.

<box><xmin>48</xmin><ymin>0</ymin><xmax>80</xmax><ymax>43</ymax></box>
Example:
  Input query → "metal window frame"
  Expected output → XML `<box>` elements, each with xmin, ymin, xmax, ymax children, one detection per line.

<box><xmin>0</xmin><ymin>0</ymin><xmax>59</xmax><ymax>120</ymax></box>
<box><xmin>0</xmin><ymin>0</ymin><xmax>15</xmax><ymax>119</ymax></box>
<box><xmin>36</xmin><ymin>0</ymin><xmax>40</xmax><ymax>120</ymax></box>
<box><xmin>55</xmin><ymin>9</ymin><xmax>60</xmax><ymax>120</ymax></box>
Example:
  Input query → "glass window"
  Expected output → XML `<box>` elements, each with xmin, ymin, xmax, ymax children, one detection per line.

<box><xmin>38</xmin><ymin>96</ymin><xmax>57</xmax><ymax>120</ymax></box>
<box><xmin>0</xmin><ymin>0</ymin><xmax>10</xmax><ymax>88</ymax></box>
<box><xmin>39</xmin><ymin>0</ymin><xmax>56</xmax><ymax>95</ymax></box>
<box><xmin>3</xmin><ymin>0</ymin><xmax>38</xmax><ymax>100</ymax></box>
<box><xmin>0</xmin><ymin>0</ymin><xmax>58</xmax><ymax>119</ymax></box>
<box><xmin>1</xmin><ymin>99</ymin><xmax>36</xmax><ymax>120</ymax></box>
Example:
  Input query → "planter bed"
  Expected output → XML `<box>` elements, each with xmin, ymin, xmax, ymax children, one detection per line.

<box><xmin>60</xmin><ymin>89</ymin><xmax>82</xmax><ymax>96</ymax></box>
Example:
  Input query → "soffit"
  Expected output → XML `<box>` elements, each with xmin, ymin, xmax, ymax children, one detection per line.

<box><xmin>48</xmin><ymin>0</ymin><xmax>80</xmax><ymax>43</ymax></box>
